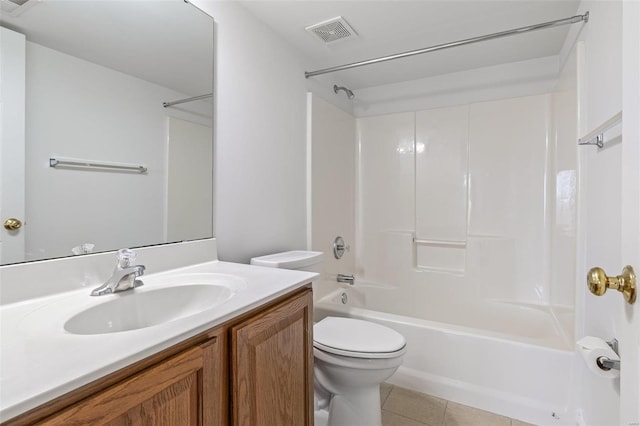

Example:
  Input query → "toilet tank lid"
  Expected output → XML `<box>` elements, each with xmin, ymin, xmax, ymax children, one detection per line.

<box><xmin>250</xmin><ymin>250</ymin><xmax>324</xmax><ymax>269</ymax></box>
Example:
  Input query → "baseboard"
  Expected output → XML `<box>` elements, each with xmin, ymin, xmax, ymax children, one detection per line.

<box><xmin>387</xmin><ymin>366</ymin><xmax>575</xmax><ymax>426</ymax></box>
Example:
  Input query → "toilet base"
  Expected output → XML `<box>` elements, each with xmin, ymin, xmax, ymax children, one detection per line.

<box><xmin>314</xmin><ymin>408</ymin><xmax>329</xmax><ymax>426</ymax></box>
<box><xmin>320</xmin><ymin>385</ymin><xmax>382</xmax><ymax>426</ymax></box>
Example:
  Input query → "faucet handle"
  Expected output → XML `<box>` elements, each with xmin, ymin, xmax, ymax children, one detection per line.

<box><xmin>116</xmin><ymin>248</ymin><xmax>137</xmax><ymax>267</ymax></box>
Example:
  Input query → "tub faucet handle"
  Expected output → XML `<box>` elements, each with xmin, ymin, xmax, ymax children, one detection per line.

<box><xmin>333</xmin><ymin>236</ymin><xmax>350</xmax><ymax>259</ymax></box>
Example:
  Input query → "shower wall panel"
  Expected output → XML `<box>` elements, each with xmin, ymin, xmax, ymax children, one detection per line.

<box><xmin>308</xmin><ymin>94</ymin><xmax>356</xmax><ymax>301</ymax></box>
<box><xmin>356</xmin><ymin>93</ymin><xmax>562</xmax><ymax>308</ymax></box>
<box><xmin>357</xmin><ymin>112</ymin><xmax>415</xmax><ymax>283</ymax></box>
<box><xmin>415</xmin><ymin>105</ymin><xmax>469</xmax><ymax>274</ymax></box>
<box><xmin>549</xmin><ymin>49</ymin><xmax>578</xmax><ymax>312</ymax></box>
<box><xmin>415</xmin><ymin>105</ymin><xmax>469</xmax><ymax>243</ymax></box>
<box><xmin>468</xmin><ymin>94</ymin><xmax>552</xmax><ymax>302</ymax></box>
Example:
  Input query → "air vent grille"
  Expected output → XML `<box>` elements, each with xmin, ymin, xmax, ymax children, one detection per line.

<box><xmin>306</xmin><ymin>16</ymin><xmax>358</xmax><ymax>44</ymax></box>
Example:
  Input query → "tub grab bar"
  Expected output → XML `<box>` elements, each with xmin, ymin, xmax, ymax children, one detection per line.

<box><xmin>413</xmin><ymin>237</ymin><xmax>466</xmax><ymax>248</ymax></box>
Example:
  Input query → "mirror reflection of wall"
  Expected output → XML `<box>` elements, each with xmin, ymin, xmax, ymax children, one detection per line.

<box><xmin>166</xmin><ymin>117</ymin><xmax>213</xmax><ymax>242</ymax></box>
<box><xmin>0</xmin><ymin>0</ymin><xmax>214</xmax><ymax>265</ymax></box>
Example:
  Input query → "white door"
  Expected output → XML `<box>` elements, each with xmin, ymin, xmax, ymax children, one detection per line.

<box><xmin>618</xmin><ymin>2</ymin><xmax>640</xmax><ymax>422</ymax></box>
<box><xmin>579</xmin><ymin>2</ymin><xmax>639</xmax><ymax>424</ymax></box>
<box><xmin>0</xmin><ymin>27</ymin><xmax>26</xmax><ymax>264</ymax></box>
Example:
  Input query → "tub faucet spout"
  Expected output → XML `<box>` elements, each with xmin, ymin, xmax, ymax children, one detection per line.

<box><xmin>337</xmin><ymin>274</ymin><xmax>355</xmax><ymax>285</ymax></box>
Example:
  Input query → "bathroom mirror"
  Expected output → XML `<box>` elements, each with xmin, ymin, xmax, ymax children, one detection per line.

<box><xmin>0</xmin><ymin>0</ymin><xmax>214</xmax><ymax>265</ymax></box>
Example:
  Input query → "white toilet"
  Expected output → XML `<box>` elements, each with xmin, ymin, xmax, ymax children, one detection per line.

<box><xmin>250</xmin><ymin>250</ymin><xmax>406</xmax><ymax>426</ymax></box>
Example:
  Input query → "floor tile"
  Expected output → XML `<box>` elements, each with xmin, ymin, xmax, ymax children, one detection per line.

<box><xmin>443</xmin><ymin>401</ymin><xmax>510</xmax><ymax>426</ymax></box>
<box><xmin>383</xmin><ymin>387</ymin><xmax>447</xmax><ymax>426</ymax></box>
<box><xmin>383</xmin><ymin>410</ymin><xmax>430</xmax><ymax>426</ymax></box>
<box><xmin>512</xmin><ymin>420</ymin><xmax>535</xmax><ymax>426</ymax></box>
<box><xmin>380</xmin><ymin>383</ymin><xmax>393</xmax><ymax>405</ymax></box>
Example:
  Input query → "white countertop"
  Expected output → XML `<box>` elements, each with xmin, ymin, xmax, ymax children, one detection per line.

<box><xmin>0</xmin><ymin>260</ymin><xmax>316</xmax><ymax>422</ymax></box>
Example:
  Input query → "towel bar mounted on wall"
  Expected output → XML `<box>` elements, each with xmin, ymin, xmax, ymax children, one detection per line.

<box><xmin>162</xmin><ymin>93</ymin><xmax>213</xmax><ymax>108</ymax></box>
<box><xmin>578</xmin><ymin>111</ymin><xmax>622</xmax><ymax>148</ymax></box>
<box><xmin>49</xmin><ymin>157</ymin><xmax>148</xmax><ymax>174</ymax></box>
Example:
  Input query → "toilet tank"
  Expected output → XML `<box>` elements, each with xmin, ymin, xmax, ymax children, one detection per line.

<box><xmin>250</xmin><ymin>250</ymin><xmax>324</xmax><ymax>273</ymax></box>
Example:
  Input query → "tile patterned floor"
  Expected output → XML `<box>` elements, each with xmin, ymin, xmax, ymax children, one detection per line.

<box><xmin>380</xmin><ymin>384</ymin><xmax>535</xmax><ymax>426</ymax></box>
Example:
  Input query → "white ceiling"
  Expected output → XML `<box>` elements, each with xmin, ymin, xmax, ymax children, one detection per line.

<box><xmin>1</xmin><ymin>0</ymin><xmax>581</xmax><ymax>94</ymax></box>
<box><xmin>238</xmin><ymin>0</ymin><xmax>581</xmax><ymax>89</ymax></box>
<box><xmin>0</xmin><ymin>0</ymin><xmax>213</xmax><ymax>97</ymax></box>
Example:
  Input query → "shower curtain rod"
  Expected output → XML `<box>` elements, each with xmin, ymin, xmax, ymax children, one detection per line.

<box><xmin>163</xmin><ymin>93</ymin><xmax>213</xmax><ymax>108</ymax></box>
<box><xmin>305</xmin><ymin>12</ymin><xmax>589</xmax><ymax>78</ymax></box>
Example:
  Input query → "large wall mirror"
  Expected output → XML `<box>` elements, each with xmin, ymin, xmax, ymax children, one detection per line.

<box><xmin>0</xmin><ymin>0</ymin><xmax>214</xmax><ymax>265</ymax></box>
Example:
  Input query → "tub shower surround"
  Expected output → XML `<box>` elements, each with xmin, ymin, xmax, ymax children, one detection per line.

<box><xmin>310</xmin><ymin>88</ymin><xmax>577</xmax><ymax>425</ymax></box>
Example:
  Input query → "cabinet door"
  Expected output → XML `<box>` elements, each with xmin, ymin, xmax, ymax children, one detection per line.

<box><xmin>231</xmin><ymin>289</ymin><xmax>313</xmax><ymax>426</ymax></box>
<box><xmin>38</xmin><ymin>337</ymin><xmax>224</xmax><ymax>426</ymax></box>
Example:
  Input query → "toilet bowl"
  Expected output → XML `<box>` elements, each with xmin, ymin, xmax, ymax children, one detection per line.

<box><xmin>313</xmin><ymin>316</ymin><xmax>406</xmax><ymax>426</ymax></box>
<box><xmin>250</xmin><ymin>251</ymin><xmax>406</xmax><ymax>426</ymax></box>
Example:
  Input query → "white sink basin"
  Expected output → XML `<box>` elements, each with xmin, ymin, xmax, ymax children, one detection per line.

<box><xmin>59</xmin><ymin>273</ymin><xmax>247</xmax><ymax>335</ymax></box>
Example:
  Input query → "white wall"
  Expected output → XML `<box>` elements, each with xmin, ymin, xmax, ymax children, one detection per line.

<box><xmin>190</xmin><ymin>1</ymin><xmax>353</xmax><ymax>263</ymax></box>
<box><xmin>24</xmin><ymin>42</ymin><xmax>208</xmax><ymax>261</ymax></box>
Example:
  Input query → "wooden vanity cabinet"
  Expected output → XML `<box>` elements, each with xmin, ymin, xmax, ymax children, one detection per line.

<box><xmin>3</xmin><ymin>286</ymin><xmax>312</xmax><ymax>426</ymax></box>
<box><xmin>231</xmin><ymin>287</ymin><xmax>314</xmax><ymax>426</ymax></box>
<box><xmin>38</xmin><ymin>336</ymin><xmax>226</xmax><ymax>426</ymax></box>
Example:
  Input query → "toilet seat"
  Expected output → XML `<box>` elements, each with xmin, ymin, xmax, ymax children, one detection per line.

<box><xmin>314</xmin><ymin>341</ymin><xmax>406</xmax><ymax>359</ymax></box>
<box><xmin>313</xmin><ymin>317</ymin><xmax>406</xmax><ymax>359</ymax></box>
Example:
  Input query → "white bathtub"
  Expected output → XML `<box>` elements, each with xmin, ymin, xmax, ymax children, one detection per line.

<box><xmin>314</xmin><ymin>284</ymin><xmax>576</xmax><ymax>426</ymax></box>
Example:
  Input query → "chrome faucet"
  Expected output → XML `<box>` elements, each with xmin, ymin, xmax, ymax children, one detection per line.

<box><xmin>337</xmin><ymin>274</ymin><xmax>355</xmax><ymax>285</ymax></box>
<box><xmin>91</xmin><ymin>248</ymin><xmax>145</xmax><ymax>296</ymax></box>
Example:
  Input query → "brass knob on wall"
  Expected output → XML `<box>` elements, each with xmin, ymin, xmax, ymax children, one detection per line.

<box><xmin>587</xmin><ymin>265</ymin><xmax>636</xmax><ymax>304</ymax></box>
<box><xmin>3</xmin><ymin>218</ymin><xmax>22</xmax><ymax>231</ymax></box>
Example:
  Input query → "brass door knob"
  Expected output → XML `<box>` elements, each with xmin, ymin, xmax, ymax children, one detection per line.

<box><xmin>587</xmin><ymin>265</ymin><xmax>636</xmax><ymax>304</ymax></box>
<box><xmin>3</xmin><ymin>218</ymin><xmax>22</xmax><ymax>231</ymax></box>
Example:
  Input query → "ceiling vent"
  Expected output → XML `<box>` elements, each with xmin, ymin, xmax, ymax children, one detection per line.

<box><xmin>305</xmin><ymin>16</ymin><xmax>358</xmax><ymax>45</ymax></box>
